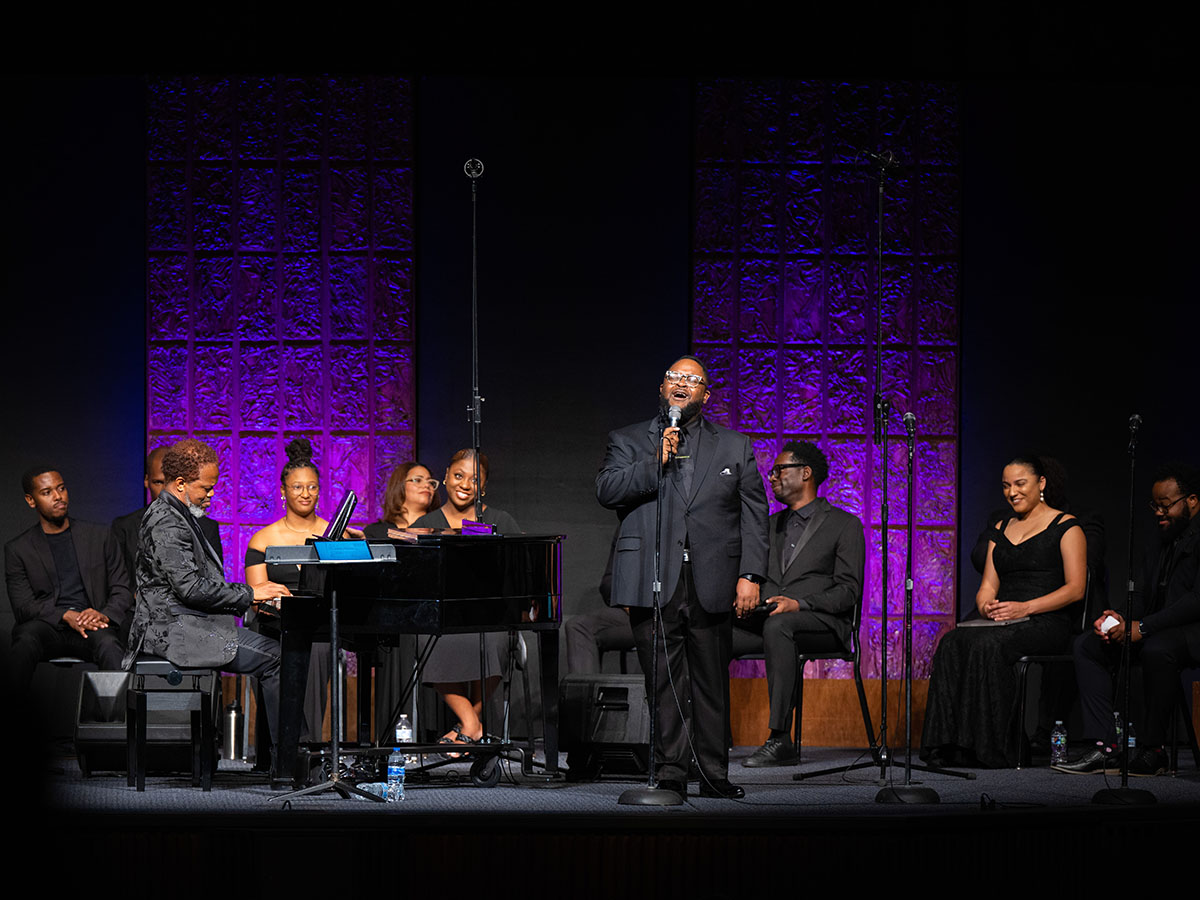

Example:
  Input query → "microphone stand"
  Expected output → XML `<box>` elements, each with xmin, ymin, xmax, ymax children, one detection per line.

<box><xmin>1094</xmin><ymin>414</ymin><xmax>1155</xmax><ymax>805</ymax></box>
<box><xmin>465</xmin><ymin>158</ymin><xmax>485</xmax><ymax>523</ymax></box>
<box><xmin>876</xmin><ymin>413</ymin><xmax>941</xmax><ymax>802</ymax></box>
<box><xmin>619</xmin><ymin>420</ymin><xmax>683</xmax><ymax>806</ymax></box>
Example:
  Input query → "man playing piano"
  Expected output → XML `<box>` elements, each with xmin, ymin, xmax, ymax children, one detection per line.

<box><xmin>597</xmin><ymin>355</ymin><xmax>769</xmax><ymax>799</ymax></box>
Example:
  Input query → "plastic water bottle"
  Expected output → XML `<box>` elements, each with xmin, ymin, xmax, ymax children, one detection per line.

<box><xmin>386</xmin><ymin>748</ymin><xmax>405</xmax><ymax>802</ymax></box>
<box><xmin>1050</xmin><ymin>720</ymin><xmax>1068</xmax><ymax>765</ymax></box>
<box><xmin>396</xmin><ymin>714</ymin><xmax>415</xmax><ymax>764</ymax></box>
<box><xmin>1113</xmin><ymin>711</ymin><xmax>1123</xmax><ymax>747</ymax></box>
<box><xmin>1127</xmin><ymin>721</ymin><xmax>1137</xmax><ymax>751</ymax></box>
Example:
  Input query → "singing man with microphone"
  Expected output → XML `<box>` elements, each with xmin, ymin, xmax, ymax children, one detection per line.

<box><xmin>596</xmin><ymin>355</ymin><xmax>768</xmax><ymax>799</ymax></box>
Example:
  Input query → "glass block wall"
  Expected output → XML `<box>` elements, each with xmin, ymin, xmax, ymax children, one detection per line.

<box><xmin>145</xmin><ymin>76</ymin><xmax>415</xmax><ymax>580</ymax></box>
<box><xmin>693</xmin><ymin>80</ymin><xmax>960</xmax><ymax>679</ymax></box>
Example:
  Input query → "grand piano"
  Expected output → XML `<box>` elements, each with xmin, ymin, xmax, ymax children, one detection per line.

<box><xmin>268</xmin><ymin>531</ymin><xmax>564</xmax><ymax>786</ymax></box>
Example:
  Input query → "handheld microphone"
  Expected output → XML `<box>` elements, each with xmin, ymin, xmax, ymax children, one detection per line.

<box><xmin>902</xmin><ymin>411</ymin><xmax>916</xmax><ymax>435</ymax></box>
<box><xmin>464</xmin><ymin>158</ymin><xmax>484</xmax><ymax>179</ymax></box>
<box><xmin>667</xmin><ymin>406</ymin><xmax>682</xmax><ymax>429</ymax></box>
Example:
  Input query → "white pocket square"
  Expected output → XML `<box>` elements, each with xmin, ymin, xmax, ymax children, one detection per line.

<box><xmin>720</xmin><ymin>467</ymin><xmax>733</xmax><ymax>476</ymax></box>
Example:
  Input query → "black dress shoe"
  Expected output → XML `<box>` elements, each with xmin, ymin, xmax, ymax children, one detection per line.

<box><xmin>655</xmin><ymin>779</ymin><xmax>686</xmax><ymax>796</ymax></box>
<box><xmin>1127</xmin><ymin>747</ymin><xmax>1167</xmax><ymax>777</ymax></box>
<box><xmin>1051</xmin><ymin>745</ymin><xmax>1119</xmax><ymax>775</ymax></box>
<box><xmin>742</xmin><ymin>736</ymin><xmax>800</xmax><ymax>768</ymax></box>
<box><xmin>698</xmin><ymin>779</ymin><xmax>745</xmax><ymax>799</ymax></box>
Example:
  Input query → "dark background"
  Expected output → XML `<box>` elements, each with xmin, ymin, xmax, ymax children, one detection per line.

<box><xmin>2</xmin><ymin>71</ymin><xmax>1196</xmax><ymax>662</ymax></box>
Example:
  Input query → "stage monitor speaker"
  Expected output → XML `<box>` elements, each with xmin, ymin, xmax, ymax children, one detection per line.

<box><xmin>559</xmin><ymin>673</ymin><xmax>649</xmax><ymax>781</ymax></box>
<box><xmin>73</xmin><ymin>671</ymin><xmax>217</xmax><ymax>776</ymax></box>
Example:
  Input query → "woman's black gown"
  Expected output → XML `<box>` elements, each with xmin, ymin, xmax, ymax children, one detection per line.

<box><xmin>921</xmin><ymin>512</ymin><xmax>1081</xmax><ymax>767</ymax></box>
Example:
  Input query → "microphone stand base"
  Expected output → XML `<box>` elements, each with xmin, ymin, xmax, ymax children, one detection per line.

<box><xmin>618</xmin><ymin>785</ymin><xmax>684</xmax><ymax>806</ymax></box>
<box><xmin>875</xmin><ymin>785</ymin><xmax>940</xmax><ymax>804</ymax></box>
<box><xmin>1092</xmin><ymin>786</ymin><xmax>1156</xmax><ymax>806</ymax></box>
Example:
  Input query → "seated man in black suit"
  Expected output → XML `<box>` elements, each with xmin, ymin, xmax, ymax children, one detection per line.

<box><xmin>5</xmin><ymin>465</ymin><xmax>132</xmax><ymax>691</ymax></box>
<box><xmin>124</xmin><ymin>439</ymin><xmax>289</xmax><ymax>752</ymax></box>
<box><xmin>112</xmin><ymin>446</ymin><xmax>222</xmax><ymax>581</ymax></box>
<box><xmin>735</xmin><ymin>441</ymin><xmax>865</xmax><ymax>768</ymax></box>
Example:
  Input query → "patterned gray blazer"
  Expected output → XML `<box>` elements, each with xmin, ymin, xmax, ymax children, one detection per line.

<box><xmin>123</xmin><ymin>490</ymin><xmax>251</xmax><ymax>669</ymax></box>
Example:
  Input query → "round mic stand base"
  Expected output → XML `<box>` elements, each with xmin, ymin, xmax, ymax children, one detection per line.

<box><xmin>1092</xmin><ymin>786</ymin><xmax>1157</xmax><ymax>806</ymax></box>
<box><xmin>875</xmin><ymin>785</ymin><xmax>940</xmax><ymax>804</ymax></box>
<box><xmin>618</xmin><ymin>785</ymin><xmax>684</xmax><ymax>806</ymax></box>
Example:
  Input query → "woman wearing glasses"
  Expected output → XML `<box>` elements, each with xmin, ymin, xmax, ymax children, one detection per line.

<box><xmin>363</xmin><ymin>462</ymin><xmax>439</xmax><ymax>538</ymax></box>
<box><xmin>921</xmin><ymin>454</ymin><xmax>1087</xmax><ymax>767</ymax></box>
<box><xmin>245</xmin><ymin>437</ymin><xmax>333</xmax><ymax>747</ymax></box>
<box><xmin>411</xmin><ymin>448</ymin><xmax>520</xmax><ymax>752</ymax></box>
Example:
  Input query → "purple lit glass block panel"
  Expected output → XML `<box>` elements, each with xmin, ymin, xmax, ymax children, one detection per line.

<box><xmin>729</xmin><ymin>659</ymin><xmax>765</xmax><ymax>679</ymax></box>
<box><xmin>827</xmin><ymin>167</ymin><xmax>870</xmax><ymax>256</ymax></box>
<box><xmin>741</xmin><ymin>80</ymin><xmax>782</xmax><ymax>164</ymax></box>
<box><xmin>740</xmin><ymin>167</ymin><xmax>781</xmax><ymax>254</ymax></box>
<box><xmin>867</xmin><ymin>441</ymin><xmax>910</xmax><ymax>526</ymax></box>
<box><xmin>694</xmin><ymin>167</ymin><xmax>737</xmax><ymax>253</ymax></box>
<box><xmin>238</xmin><ymin>435</ymin><xmax>279</xmax><ymax>520</ymax></box>
<box><xmin>915</xmin><ymin>350</ymin><xmax>957</xmax><ymax>435</ymax></box>
<box><xmin>919</xmin><ymin>83</ymin><xmax>960</xmax><ymax>166</ymax></box>
<box><xmin>327</xmin><ymin>77</ymin><xmax>368</xmax><ymax>159</ymax></box>
<box><xmin>237</xmin><ymin>78</ymin><xmax>277</xmax><ymax>160</ymax></box>
<box><xmin>781</xmin><ymin>349</ymin><xmax>821</xmax><ymax>434</ymax></box>
<box><xmin>192</xmin><ymin>78</ymin><xmax>233</xmax><ymax>161</ymax></box>
<box><xmin>373</xmin><ymin>167</ymin><xmax>414</xmax><ymax>252</ymax></box>
<box><xmin>782</xmin><ymin>259</ymin><xmax>823</xmax><ymax>344</ymax></box>
<box><xmin>739</xmin><ymin>259</ymin><xmax>779</xmax><ymax>344</ymax></box>
<box><xmin>917</xmin><ymin>262</ymin><xmax>958</xmax><ymax>346</ymax></box>
<box><xmin>866</xmin><ymin>526</ymin><xmax>908</xmax><ymax>617</ymax></box>
<box><xmin>238</xmin><ymin>167</ymin><xmax>278</xmax><ymax>251</ymax></box>
<box><xmin>822</xmin><ymin>439</ymin><xmax>867</xmax><ymax>518</ymax></box>
<box><xmin>329</xmin><ymin>345</ymin><xmax>368</xmax><ymax>429</ymax></box>
<box><xmin>240</xmin><ymin>343</ymin><xmax>279</xmax><ymax>429</ymax></box>
<box><xmin>147</xmin><ymin>256</ymin><xmax>189</xmax><ymax>340</ymax></box>
<box><xmin>881</xmin><ymin>172</ymin><xmax>914</xmax><ymax>255</ymax></box>
<box><xmin>282</xmin><ymin>78</ymin><xmax>323</xmax><ymax>160</ymax></box>
<box><xmin>781</xmin><ymin>168</ymin><xmax>822</xmax><ymax>253</ymax></box>
<box><xmin>917</xmin><ymin>439</ymin><xmax>957</xmax><ymax>526</ymax></box>
<box><xmin>236</xmin><ymin>524</ymin><xmax>259</xmax><ymax>581</ymax></box>
<box><xmin>147</xmin><ymin>166</ymin><xmax>187</xmax><ymax>249</ymax></box>
<box><xmin>693</xmin><ymin>259</ymin><xmax>736</xmax><ymax>345</ymax></box>
<box><xmin>825</xmin><ymin>349</ymin><xmax>869</xmax><ymax>434</ymax></box>
<box><xmin>915</xmin><ymin>529</ymin><xmax>956</xmax><ymax>615</ymax></box>
<box><xmin>371</xmin><ymin>433</ymin><xmax>418</xmax><ymax>522</ymax></box>
<box><xmin>193</xmin><ymin>345</ymin><xmax>233</xmax><ymax>430</ymax></box>
<box><xmin>695</xmin><ymin>80</ymin><xmax>740</xmax><ymax>164</ymax></box>
<box><xmin>881</xmin><ymin>263</ymin><xmax>914</xmax><ymax>346</ymax></box>
<box><xmin>236</xmin><ymin>257</ymin><xmax>276</xmax><ymax>340</ymax></box>
<box><xmin>912</xmin><ymin>619</ymin><xmax>951</xmax><ymax>678</ymax></box>
<box><xmin>877</xmin><ymin>82</ymin><xmax>916</xmax><ymax>165</ymax></box>
<box><xmin>374</xmin><ymin>344</ymin><xmax>415</xmax><ymax>431</ymax></box>
<box><xmin>193</xmin><ymin>166</ymin><xmax>233</xmax><ymax>250</ymax></box>
<box><xmin>372</xmin><ymin>78</ymin><xmax>414</xmax><ymax>161</ymax></box>
<box><xmin>283</xmin><ymin>345</ymin><xmax>324</xmax><ymax>430</ymax></box>
<box><xmin>919</xmin><ymin>171</ymin><xmax>961</xmax><ymax>257</ymax></box>
<box><xmin>694</xmin><ymin>347</ymin><xmax>735</xmax><ymax>426</ymax></box>
<box><xmin>738</xmin><ymin>350</ymin><xmax>779</xmax><ymax>434</ymax></box>
<box><xmin>330</xmin><ymin>167</ymin><xmax>368</xmax><ymax>250</ymax></box>
<box><xmin>827</xmin><ymin>260</ymin><xmax>868</xmax><ymax>344</ymax></box>
<box><xmin>780</xmin><ymin>83</ymin><xmax>825</xmax><ymax>163</ymax></box>
<box><xmin>148</xmin><ymin>346</ymin><xmax>188</xmax><ymax>430</ymax></box>
<box><xmin>282</xmin><ymin>168</ymin><xmax>321</xmax><ymax>252</ymax></box>
<box><xmin>326</xmin><ymin>435</ymin><xmax>370</xmax><ymax>518</ymax></box>
<box><xmin>829</xmin><ymin>83</ymin><xmax>872</xmax><ymax>164</ymax></box>
<box><xmin>879</xmin><ymin>349</ymin><xmax>913</xmax><ymax>435</ymax></box>
<box><xmin>147</xmin><ymin>79</ymin><xmax>186</xmax><ymax>161</ymax></box>
<box><xmin>375</xmin><ymin>257</ymin><xmax>414</xmax><ymax>342</ymax></box>
<box><xmin>329</xmin><ymin>256</ymin><xmax>368</xmax><ymax>339</ymax></box>
<box><xmin>282</xmin><ymin>255</ymin><xmax>321</xmax><ymax>338</ymax></box>
<box><xmin>193</xmin><ymin>257</ymin><xmax>236</xmax><ymax>338</ymax></box>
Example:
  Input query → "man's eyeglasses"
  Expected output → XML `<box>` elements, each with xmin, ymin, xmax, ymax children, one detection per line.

<box><xmin>1149</xmin><ymin>495</ymin><xmax>1188</xmax><ymax>516</ymax></box>
<box><xmin>768</xmin><ymin>462</ymin><xmax>808</xmax><ymax>479</ymax></box>
<box><xmin>407</xmin><ymin>476</ymin><xmax>440</xmax><ymax>490</ymax></box>
<box><xmin>664</xmin><ymin>370</ymin><xmax>706</xmax><ymax>388</ymax></box>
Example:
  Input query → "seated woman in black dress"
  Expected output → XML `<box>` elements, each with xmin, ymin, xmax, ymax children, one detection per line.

<box><xmin>410</xmin><ymin>448</ymin><xmax>520</xmax><ymax>751</ymax></box>
<box><xmin>362</xmin><ymin>462</ymin><xmax>438</xmax><ymax>539</ymax></box>
<box><xmin>245</xmin><ymin>438</ymin><xmax>333</xmax><ymax>743</ymax></box>
<box><xmin>921</xmin><ymin>454</ymin><xmax>1087</xmax><ymax>767</ymax></box>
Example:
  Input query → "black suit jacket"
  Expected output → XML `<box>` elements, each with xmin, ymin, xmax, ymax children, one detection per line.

<box><xmin>124</xmin><ymin>491</ymin><xmax>250</xmax><ymax>669</ymax></box>
<box><xmin>597</xmin><ymin>415</ymin><xmax>768</xmax><ymax>614</ymax></box>
<box><xmin>1140</xmin><ymin>515</ymin><xmax>1200</xmax><ymax>641</ymax></box>
<box><xmin>112</xmin><ymin>505</ymin><xmax>222</xmax><ymax>581</ymax></box>
<box><xmin>762</xmin><ymin>498</ymin><xmax>865</xmax><ymax>650</ymax></box>
<box><xmin>4</xmin><ymin>520</ymin><xmax>133</xmax><ymax>630</ymax></box>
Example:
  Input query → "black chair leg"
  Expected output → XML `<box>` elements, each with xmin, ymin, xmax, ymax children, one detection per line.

<box><xmin>853</xmin><ymin>662</ymin><xmax>876</xmax><ymax>753</ymax></box>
